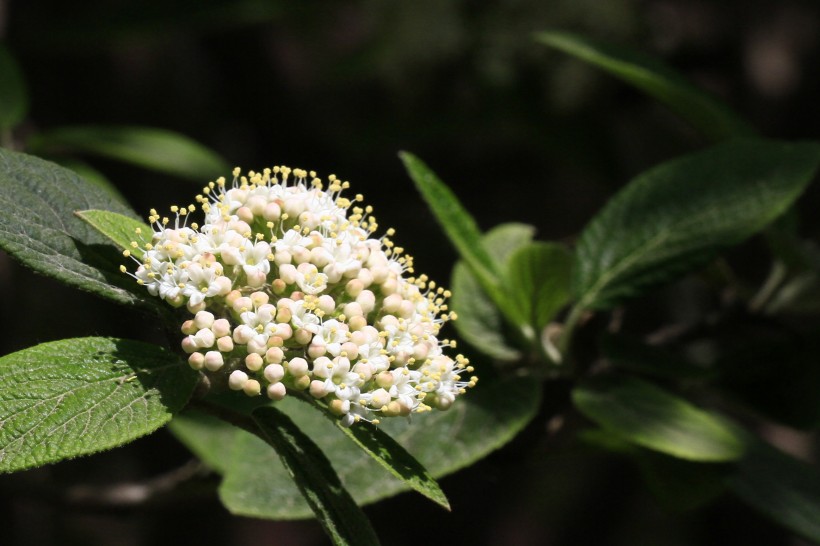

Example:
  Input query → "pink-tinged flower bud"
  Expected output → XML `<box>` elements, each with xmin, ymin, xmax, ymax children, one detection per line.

<box><xmin>243</xmin><ymin>379</ymin><xmax>262</xmax><ymax>397</ymax></box>
<box><xmin>228</xmin><ymin>370</ymin><xmax>248</xmax><ymax>390</ymax></box>
<box><xmin>212</xmin><ymin>318</ymin><xmax>231</xmax><ymax>338</ymax></box>
<box><xmin>245</xmin><ymin>352</ymin><xmax>263</xmax><ymax>371</ymax></box>
<box><xmin>287</xmin><ymin>357</ymin><xmax>309</xmax><ymax>377</ymax></box>
<box><xmin>264</xmin><ymin>363</ymin><xmax>285</xmax><ymax>383</ymax></box>
<box><xmin>267</xmin><ymin>382</ymin><xmax>286</xmax><ymax>400</ymax></box>
<box><xmin>203</xmin><ymin>351</ymin><xmax>224</xmax><ymax>371</ymax></box>
<box><xmin>187</xmin><ymin>352</ymin><xmax>205</xmax><ymax>370</ymax></box>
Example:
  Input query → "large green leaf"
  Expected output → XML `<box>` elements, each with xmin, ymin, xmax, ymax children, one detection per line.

<box><xmin>0</xmin><ymin>148</ymin><xmax>159</xmax><ymax>309</ymax></box>
<box><xmin>213</xmin><ymin>376</ymin><xmax>539</xmax><ymax>519</ymax></box>
<box><xmin>573</xmin><ymin>376</ymin><xmax>745</xmax><ymax>462</ymax></box>
<box><xmin>450</xmin><ymin>223</ymin><xmax>535</xmax><ymax>361</ymax></box>
<box><xmin>28</xmin><ymin>125</ymin><xmax>229</xmax><ymax>182</ymax></box>
<box><xmin>573</xmin><ymin>139</ymin><xmax>820</xmax><ymax>310</ymax></box>
<box><xmin>507</xmin><ymin>242</ymin><xmax>573</xmax><ymax>332</ymax></box>
<box><xmin>727</xmin><ymin>440</ymin><xmax>820</xmax><ymax>542</ymax></box>
<box><xmin>0</xmin><ymin>337</ymin><xmax>197</xmax><ymax>473</ymax></box>
<box><xmin>250</xmin><ymin>407</ymin><xmax>380</xmax><ymax>546</ymax></box>
<box><xmin>0</xmin><ymin>45</ymin><xmax>28</xmax><ymax>132</ymax></box>
<box><xmin>535</xmin><ymin>31</ymin><xmax>754</xmax><ymax>142</ymax></box>
<box><xmin>76</xmin><ymin>209</ymin><xmax>152</xmax><ymax>260</ymax></box>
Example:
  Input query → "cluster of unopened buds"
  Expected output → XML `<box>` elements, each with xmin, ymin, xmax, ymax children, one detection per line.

<box><xmin>122</xmin><ymin>165</ymin><xmax>476</xmax><ymax>425</ymax></box>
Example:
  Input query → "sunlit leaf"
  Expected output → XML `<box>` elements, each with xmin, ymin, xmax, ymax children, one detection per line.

<box><xmin>28</xmin><ymin>125</ymin><xmax>229</xmax><ymax>182</ymax></box>
<box><xmin>0</xmin><ymin>337</ymin><xmax>197</xmax><ymax>473</ymax></box>
<box><xmin>573</xmin><ymin>376</ymin><xmax>745</xmax><ymax>462</ymax></box>
<box><xmin>573</xmin><ymin>139</ymin><xmax>820</xmax><ymax>310</ymax></box>
<box><xmin>0</xmin><ymin>148</ymin><xmax>158</xmax><ymax>309</ymax></box>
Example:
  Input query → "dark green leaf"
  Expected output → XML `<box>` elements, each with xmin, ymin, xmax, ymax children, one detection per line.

<box><xmin>573</xmin><ymin>376</ymin><xmax>745</xmax><ymax>461</ymax></box>
<box><xmin>219</xmin><ymin>376</ymin><xmax>540</xmax><ymax>519</ymax></box>
<box><xmin>28</xmin><ymin>125</ymin><xmax>230</xmax><ymax>182</ymax></box>
<box><xmin>0</xmin><ymin>45</ymin><xmax>28</xmax><ymax>132</ymax></box>
<box><xmin>507</xmin><ymin>242</ymin><xmax>572</xmax><ymax>332</ymax></box>
<box><xmin>250</xmin><ymin>406</ymin><xmax>380</xmax><ymax>546</ymax></box>
<box><xmin>573</xmin><ymin>139</ymin><xmax>820</xmax><ymax>310</ymax></box>
<box><xmin>727</xmin><ymin>440</ymin><xmax>820</xmax><ymax>542</ymax></box>
<box><xmin>451</xmin><ymin>262</ymin><xmax>521</xmax><ymax>361</ymax></box>
<box><xmin>535</xmin><ymin>31</ymin><xmax>754</xmax><ymax>141</ymax></box>
<box><xmin>450</xmin><ymin>223</ymin><xmax>535</xmax><ymax>361</ymax></box>
<box><xmin>76</xmin><ymin>209</ymin><xmax>151</xmax><ymax>260</ymax></box>
<box><xmin>0</xmin><ymin>148</ymin><xmax>159</xmax><ymax>309</ymax></box>
<box><xmin>399</xmin><ymin>152</ymin><xmax>502</xmax><ymax>300</ymax></box>
<box><xmin>0</xmin><ymin>337</ymin><xmax>197</xmax><ymax>473</ymax></box>
<box><xmin>334</xmin><ymin>415</ymin><xmax>449</xmax><ymax>510</ymax></box>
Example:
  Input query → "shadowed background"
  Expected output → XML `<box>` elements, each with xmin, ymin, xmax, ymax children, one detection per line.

<box><xmin>1</xmin><ymin>1</ymin><xmax>818</xmax><ymax>544</ymax></box>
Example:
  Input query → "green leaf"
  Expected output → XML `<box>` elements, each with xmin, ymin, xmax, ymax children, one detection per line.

<box><xmin>0</xmin><ymin>148</ymin><xmax>159</xmax><ymax>309</ymax></box>
<box><xmin>28</xmin><ymin>125</ymin><xmax>230</xmax><ymax>182</ymax></box>
<box><xmin>535</xmin><ymin>31</ymin><xmax>754</xmax><ymax>141</ymax></box>
<box><xmin>573</xmin><ymin>139</ymin><xmax>820</xmax><ymax>310</ymax></box>
<box><xmin>450</xmin><ymin>223</ymin><xmax>535</xmax><ymax>361</ymax></box>
<box><xmin>76</xmin><ymin>209</ymin><xmax>151</xmax><ymax>260</ymax></box>
<box><xmin>481</xmin><ymin>222</ymin><xmax>537</xmax><ymax>266</ymax></box>
<box><xmin>573</xmin><ymin>376</ymin><xmax>745</xmax><ymax>462</ymax></box>
<box><xmin>0</xmin><ymin>337</ymin><xmax>198</xmax><ymax>473</ymax></box>
<box><xmin>333</xmin><ymin>413</ymin><xmax>450</xmax><ymax>510</ymax></box>
<box><xmin>507</xmin><ymin>242</ymin><xmax>573</xmax><ymax>332</ymax></box>
<box><xmin>218</xmin><ymin>376</ymin><xmax>540</xmax><ymax>519</ymax></box>
<box><xmin>0</xmin><ymin>45</ymin><xmax>28</xmax><ymax>132</ymax></box>
<box><xmin>399</xmin><ymin>152</ymin><xmax>503</xmax><ymax>301</ymax></box>
<box><xmin>726</xmin><ymin>440</ymin><xmax>820</xmax><ymax>542</ymax></box>
<box><xmin>167</xmin><ymin>411</ymin><xmax>238</xmax><ymax>474</ymax></box>
<box><xmin>250</xmin><ymin>406</ymin><xmax>381</xmax><ymax>546</ymax></box>
<box><xmin>581</xmin><ymin>427</ymin><xmax>728</xmax><ymax>511</ymax></box>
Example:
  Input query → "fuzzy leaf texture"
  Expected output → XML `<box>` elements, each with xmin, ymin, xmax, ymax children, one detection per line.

<box><xmin>27</xmin><ymin>125</ymin><xmax>230</xmax><ymax>182</ymax></box>
<box><xmin>573</xmin><ymin>139</ymin><xmax>820</xmax><ymax>310</ymax></box>
<box><xmin>172</xmin><ymin>376</ymin><xmax>540</xmax><ymax>519</ymax></box>
<box><xmin>76</xmin><ymin>209</ymin><xmax>152</xmax><ymax>260</ymax></box>
<box><xmin>0</xmin><ymin>337</ymin><xmax>198</xmax><ymax>473</ymax></box>
<box><xmin>250</xmin><ymin>406</ymin><xmax>381</xmax><ymax>546</ymax></box>
<box><xmin>535</xmin><ymin>31</ymin><xmax>754</xmax><ymax>141</ymax></box>
<box><xmin>0</xmin><ymin>45</ymin><xmax>28</xmax><ymax>131</ymax></box>
<box><xmin>0</xmin><ymin>148</ymin><xmax>159</xmax><ymax>309</ymax></box>
<box><xmin>450</xmin><ymin>223</ymin><xmax>536</xmax><ymax>361</ymax></box>
<box><xmin>573</xmin><ymin>376</ymin><xmax>746</xmax><ymax>462</ymax></box>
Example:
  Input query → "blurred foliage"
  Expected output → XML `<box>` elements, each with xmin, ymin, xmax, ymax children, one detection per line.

<box><xmin>1</xmin><ymin>0</ymin><xmax>820</xmax><ymax>545</ymax></box>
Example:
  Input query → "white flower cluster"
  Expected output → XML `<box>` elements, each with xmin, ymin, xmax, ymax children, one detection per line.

<box><xmin>123</xmin><ymin>166</ymin><xmax>475</xmax><ymax>425</ymax></box>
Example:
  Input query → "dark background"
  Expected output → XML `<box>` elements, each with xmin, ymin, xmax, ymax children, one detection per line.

<box><xmin>1</xmin><ymin>1</ymin><xmax>818</xmax><ymax>544</ymax></box>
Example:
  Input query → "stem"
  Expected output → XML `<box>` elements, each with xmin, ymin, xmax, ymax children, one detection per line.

<box><xmin>558</xmin><ymin>302</ymin><xmax>586</xmax><ymax>356</ymax></box>
<box><xmin>748</xmin><ymin>260</ymin><xmax>787</xmax><ymax>313</ymax></box>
